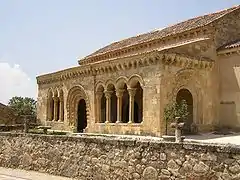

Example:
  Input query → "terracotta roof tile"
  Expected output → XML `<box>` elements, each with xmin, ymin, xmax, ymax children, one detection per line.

<box><xmin>218</xmin><ymin>39</ymin><xmax>240</xmax><ymax>50</ymax></box>
<box><xmin>84</xmin><ymin>5</ymin><xmax>240</xmax><ymax>59</ymax></box>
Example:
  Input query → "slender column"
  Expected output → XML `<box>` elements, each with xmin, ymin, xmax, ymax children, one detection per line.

<box><xmin>96</xmin><ymin>92</ymin><xmax>103</xmax><ymax>123</ymax></box>
<box><xmin>116</xmin><ymin>89</ymin><xmax>124</xmax><ymax>123</ymax></box>
<box><xmin>128</xmin><ymin>88</ymin><xmax>136</xmax><ymax>123</ymax></box>
<box><xmin>53</xmin><ymin>96</ymin><xmax>59</xmax><ymax>121</ymax></box>
<box><xmin>59</xmin><ymin>96</ymin><xmax>64</xmax><ymax>122</ymax></box>
<box><xmin>105</xmin><ymin>91</ymin><xmax>112</xmax><ymax>123</ymax></box>
<box><xmin>48</xmin><ymin>98</ymin><xmax>53</xmax><ymax>121</ymax></box>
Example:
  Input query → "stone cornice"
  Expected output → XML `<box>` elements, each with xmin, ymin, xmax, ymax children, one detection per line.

<box><xmin>37</xmin><ymin>51</ymin><xmax>214</xmax><ymax>85</ymax></box>
<box><xmin>78</xmin><ymin>27</ymin><xmax>213</xmax><ymax>65</ymax></box>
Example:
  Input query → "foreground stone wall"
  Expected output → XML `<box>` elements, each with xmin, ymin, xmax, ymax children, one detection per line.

<box><xmin>0</xmin><ymin>133</ymin><xmax>240</xmax><ymax>180</ymax></box>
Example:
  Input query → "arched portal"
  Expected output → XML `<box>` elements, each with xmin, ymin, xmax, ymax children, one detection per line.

<box><xmin>66</xmin><ymin>86</ymin><xmax>90</xmax><ymax>131</ymax></box>
<box><xmin>176</xmin><ymin>88</ymin><xmax>193</xmax><ymax>134</ymax></box>
<box><xmin>77</xmin><ymin>99</ymin><xmax>87</xmax><ymax>132</ymax></box>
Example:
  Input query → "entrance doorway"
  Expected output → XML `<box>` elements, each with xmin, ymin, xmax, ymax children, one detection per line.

<box><xmin>77</xmin><ymin>99</ymin><xmax>87</xmax><ymax>133</ymax></box>
<box><xmin>176</xmin><ymin>88</ymin><xmax>193</xmax><ymax>134</ymax></box>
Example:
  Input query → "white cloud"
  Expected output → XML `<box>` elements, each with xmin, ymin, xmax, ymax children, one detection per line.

<box><xmin>0</xmin><ymin>62</ymin><xmax>37</xmax><ymax>104</ymax></box>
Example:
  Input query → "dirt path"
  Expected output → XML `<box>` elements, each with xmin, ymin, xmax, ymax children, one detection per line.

<box><xmin>0</xmin><ymin>167</ymin><xmax>72</xmax><ymax>180</ymax></box>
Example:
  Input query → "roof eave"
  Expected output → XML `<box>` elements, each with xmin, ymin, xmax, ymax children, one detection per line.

<box><xmin>217</xmin><ymin>46</ymin><xmax>240</xmax><ymax>55</ymax></box>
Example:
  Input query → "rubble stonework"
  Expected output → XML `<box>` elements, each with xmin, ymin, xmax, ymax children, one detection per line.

<box><xmin>0</xmin><ymin>133</ymin><xmax>240</xmax><ymax>179</ymax></box>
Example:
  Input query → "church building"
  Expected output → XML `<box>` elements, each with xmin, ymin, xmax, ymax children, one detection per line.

<box><xmin>37</xmin><ymin>5</ymin><xmax>240</xmax><ymax>136</ymax></box>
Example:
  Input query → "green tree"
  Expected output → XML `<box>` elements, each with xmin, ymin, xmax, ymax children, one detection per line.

<box><xmin>8</xmin><ymin>96</ymin><xmax>37</xmax><ymax>118</ymax></box>
<box><xmin>163</xmin><ymin>99</ymin><xmax>189</xmax><ymax>135</ymax></box>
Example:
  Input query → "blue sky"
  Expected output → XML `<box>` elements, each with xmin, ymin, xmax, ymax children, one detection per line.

<box><xmin>0</xmin><ymin>0</ymin><xmax>240</xmax><ymax>103</ymax></box>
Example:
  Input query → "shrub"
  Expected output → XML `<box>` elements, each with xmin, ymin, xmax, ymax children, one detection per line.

<box><xmin>163</xmin><ymin>100</ymin><xmax>189</xmax><ymax>135</ymax></box>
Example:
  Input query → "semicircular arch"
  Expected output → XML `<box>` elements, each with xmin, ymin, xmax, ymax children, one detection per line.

<box><xmin>95</xmin><ymin>81</ymin><xmax>105</xmax><ymax>92</ymax></box>
<box><xmin>128</xmin><ymin>74</ymin><xmax>144</xmax><ymax>88</ymax></box>
<box><xmin>116</xmin><ymin>76</ymin><xmax>128</xmax><ymax>89</ymax></box>
<box><xmin>66</xmin><ymin>85</ymin><xmax>90</xmax><ymax>128</ymax></box>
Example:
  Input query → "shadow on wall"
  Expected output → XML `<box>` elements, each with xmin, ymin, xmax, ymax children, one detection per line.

<box><xmin>219</xmin><ymin>101</ymin><xmax>238</xmax><ymax>130</ymax></box>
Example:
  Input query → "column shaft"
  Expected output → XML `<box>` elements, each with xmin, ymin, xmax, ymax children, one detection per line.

<box><xmin>105</xmin><ymin>91</ymin><xmax>112</xmax><ymax>123</ymax></box>
<box><xmin>53</xmin><ymin>97</ymin><xmax>59</xmax><ymax>121</ymax></box>
<box><xmin>96</xmin><ymin>92</ymin><xmax>103</xmax><ymax>123</ymax></box>
<box><xmin>128</xmin><ymin>88</ymin><xmax>136</xmax><ymax>123</ymax></box>
<box><xmin>59</xmin><ymin>99</ymin><xmax>64</xmax><ymax>121</ymax></box>
<box><xmin>116</xmin><ymin>90</ymin><xmax>124</xmax><ymax>123</ymax></box>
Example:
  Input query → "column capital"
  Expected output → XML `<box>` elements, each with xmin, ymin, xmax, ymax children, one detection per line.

<box><xmin>104</xmin><ymin>91</ymin><xmax>113</xmax><ymax>99</ymax></box>
<box><xmin>53</xmin><ymin>96</ymin><xmax>59</xmax><ymax>101</ymax></box>
<box><xmin>96</xmin><ymin>91</ymin><xmax>103</xmax><ymax>99</ymax></box>
<box><xmin>127</xmin><ymin>88</ymin><xmax>137</xmax><ymax>97</ymax></box>
<box><xmin>116</xmin><ymin>89</ymin><xmax>124</xmax><ymax>98</ymax></box>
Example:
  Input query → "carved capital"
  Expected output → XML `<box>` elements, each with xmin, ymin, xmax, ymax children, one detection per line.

<box><xmin>96</xmin><ymin>91</ymin><xmax>103</xmax><ymax>99</ymax></box>
<box><xmin>116</xmin><ymin>89</ymin><xmax>124</xmax><ymax>98</ymax></box>
<box><xmin>104</xmin><ymin>91</ymin><xmax>113</xmax><ymax>99</ymax></box>
<box><xmin>53</xmin><ymin>96</ymin><xmax>59</xmax><ymax>102</ymax></box>
<box><xmin>127</xmin><ymin>88</ymin><xmax>136</xmax><ymax>97</ymax></box>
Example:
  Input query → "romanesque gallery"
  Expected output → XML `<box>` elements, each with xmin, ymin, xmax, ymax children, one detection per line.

<box><xmin>37</xmin><ymin>5</ymin><xmax>240</xmax><ymax>136</ymax></box>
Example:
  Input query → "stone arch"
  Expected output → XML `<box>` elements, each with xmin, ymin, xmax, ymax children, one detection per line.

<box><xmin>47</xmin><ymin>89</ymin><xmax>54</xmax><ymax>121</ymax></box>
<box><xmin>127</xmin><ymin>74</ymin><xmax>144</xmax><ymax>123</ymax></box>
<box><xmin>115</xmin><ymin>77</ymin><xmax>129</xmax><ymax>123</ymax></box>
<box><xmin>105</xmin><ymin>79</ymin><xmax>115</xmax><ymax>90</ymax></box>
<box><xmin>171</xmin><ymin>69</ymin><xmax>203</xmax><ymax>128</ymax></box>
<box><xmin>128</xmin><ymin>74</ymin><xmax>144</xmax><ymax>88</ymax></box>
<box><xmin>116</xmin><ymin>76</ymin><xmax>128</xmax><ymax>89</ymax></box>
<box><xmin>176</xmin><ymin>88</ymin><xmax>193</xmax><ymax>134</ymax></box>
<box><xmin>95</xmin><ymin>81</ymin><xmax>106</xmax><ymax>92</ymax></box>
<box><xmin>66</xmin><ymin>85</ymin><xmax>90</xmax><ymax>130</ymax></box>
<box><xmin>96</xmin><ymin>83</ymin><xmax>106</xmax><ymax>123</ymax></box>
<box><xmin>106</xmin><ymin>82</ymin><xmax>117</xmax><ymax>123</ymax></box>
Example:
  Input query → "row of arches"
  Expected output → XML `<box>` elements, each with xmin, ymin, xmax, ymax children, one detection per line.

<box><xmin>95</xmin><ymin>76</ymin><xmax>143</xmax><ymax>124</ymax></box>
<box><xmin>47</xmin><ymin>88</ymin><xmax>64</xmax><ymax>121</ymax></box>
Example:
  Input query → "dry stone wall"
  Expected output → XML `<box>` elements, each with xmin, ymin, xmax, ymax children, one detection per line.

<box><xmin>0</xmin><ymin>133</ymin><xmax>240</xmax><ymax>180</ymax></box>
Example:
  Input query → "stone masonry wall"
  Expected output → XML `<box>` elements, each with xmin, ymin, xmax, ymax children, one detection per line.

<box><xmin>0</xmin><ymin>133</ymin><xmax>240</xmax><ymax>180</ymax></box>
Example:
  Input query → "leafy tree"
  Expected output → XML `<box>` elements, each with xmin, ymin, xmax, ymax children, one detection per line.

<box><xmin>163</xmin><ymin>99</ymin><xmax>189</xmax><ymax>135</ymax></box>
<box><xmin>8</xmin><ymin>96</ymin><xmax>37</xmax><ymax>119</ymax></box>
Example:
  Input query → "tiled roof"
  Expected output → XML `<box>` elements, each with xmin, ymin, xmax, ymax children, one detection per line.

<box><xmin>218</xmin><ymin>39</ymin><xmax>240</xmax><ymax>50</ymax></box>
<box><xmin>84</xmin><ymin>5</ymin><xmax>240</xmax><ymax>59</ymax></box>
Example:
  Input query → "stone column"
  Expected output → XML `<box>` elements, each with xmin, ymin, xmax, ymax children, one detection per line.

<box><xmin>53</xmin><ymin>96</ymin><xmax>59</xmax><ymax>121</ymax></box>
<box><xmin>116</xmin><ymin>89</ymin><xmax>124</xmax><ymax>123</ymax></box>
<box><xmin>96</xmin><ymin>92</ymin><xmax>103</xmax><ymax>123</ymax></box>
<box><xmin>105</xmin><ymin>91</ymin><xmax>112</xmax><ymax>123</ymax></box>
<box><xmin>59</xmin><ymin>96</ymin><xmax>64</xmax><ymax>122</ymax></box>
<box><xmin>128</xmin><ymin>88</ymin><xmax>136</xmax><ymax>123</ymax></box>
<box><xmin>48</xmin><ymin>98</ymin><xmax>53</xmax><ymax>121</ymax></box>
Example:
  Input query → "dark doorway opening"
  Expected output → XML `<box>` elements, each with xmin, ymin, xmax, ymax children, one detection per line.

<box><xmin>176</xmin><ymin>88</ymin><xmax>193</xmax><ymax>134</ymax></box>
<box><xmin>77</xmin><ymin>99</ymin><xmax>87</xmax><ymax>133</ymax></box>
